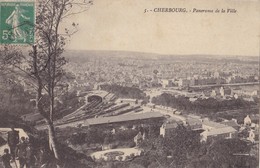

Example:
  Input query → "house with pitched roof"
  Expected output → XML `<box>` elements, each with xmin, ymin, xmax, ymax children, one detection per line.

<box><xmin>244</xmin><ymin>115</ymin><xmax>252</xmax><ymax>126</ymax></box>
<box><xmin>200</xmin><ymin>119</ymin><xmax>237</xmax><ymax>142</ymax></box>
<box><xmin>220</xmin><ymin>119</ymin><xmax>240</xmax><ymax>131</ymax></box>
<box><xmin>134</xmin><ymin>132</ymin><xmax>145</xmax><ymax>146</ymax></box>
<box><xmin>186</xmin><ymin>118</ymin><xmax>203</xmax><ymax>131</ymax></box>
<box><xmin>160</xmin><ymin>122</ymin><xmax>178</xmax><ymax>138</ymax></box>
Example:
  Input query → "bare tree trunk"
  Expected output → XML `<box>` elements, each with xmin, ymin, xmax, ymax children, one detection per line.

<box><xmin>46</xmin><ymin>118</ymin><xmax>61</xmax><ymax>167</ymax></box>
<box><xmin>33</xmin><ymin>45</ymin><xmax>61</xmax><ymax>167</ymax></box>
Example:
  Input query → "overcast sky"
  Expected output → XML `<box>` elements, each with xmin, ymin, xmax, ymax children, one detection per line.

<box><xmin>65</xmin><ymin>0</ymin><xmax>259</xmax><ymax>56</ymax></box>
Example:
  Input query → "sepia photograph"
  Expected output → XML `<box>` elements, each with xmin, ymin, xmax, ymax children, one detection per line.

<box><xmin>0</xmin><ymin>0</ymin><xmax>259</xmax><ymax>167</ymax></box>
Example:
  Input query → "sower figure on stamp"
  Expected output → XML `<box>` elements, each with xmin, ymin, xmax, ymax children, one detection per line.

<box><xmin>7</xmin><ymin>126</ymin><xmax>19</xmax><ymax>159</ymax></box>
<box><xmin>5</xmin><ymin>3</ymin><xmax>30</xmax><ymax>42</ymax></box>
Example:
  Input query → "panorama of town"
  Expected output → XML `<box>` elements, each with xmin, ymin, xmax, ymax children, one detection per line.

<box><xmin>0</xmin><ymin>50</ymin><xmax>259</xmax><ymax>168</ymax></box>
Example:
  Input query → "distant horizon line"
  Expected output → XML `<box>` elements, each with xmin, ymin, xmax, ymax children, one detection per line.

<box><xmin>65</xmin><ymin>49</ymin><xmax>259</xmax><ymax>58</ymax></box>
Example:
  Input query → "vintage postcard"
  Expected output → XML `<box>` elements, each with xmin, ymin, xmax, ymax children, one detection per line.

<box><xmin>0</xmin><ymin>0</ymin><xmax>259</xmax><ymax>168</ymax></box>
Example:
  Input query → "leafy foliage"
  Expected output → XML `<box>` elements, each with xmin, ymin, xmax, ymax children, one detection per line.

<box><xmin>0</xmin><ymin>76</ymin><xmax>34</xmax><ymax>116</ymax></box>
<box><xmin>136</xmin><ymin>125</ymin><xmax>201</xmax><ymax>167</ymax></box>
<box><xmin>152</xmin><ymin>93</ymin><xmax>256</xmax><ymax>114</ymax></box>
<box><xmin>134</xmin><ymin>126</ymin><xmax>256</xmax><ymax>168</ymax></box>
<box><xmin>54</xmin><ymin>90</ymin><xmax>85</xmax><ymax>119</ymax></box>
<box><xmin>189</xmin><ymin>138</ymin><xmax>258</xmax><ymax>168</ymax></box>
<box><xmin>65</xmin><ymin>127</ymin><xmax>139</xmax><ymax>147</ymax></box>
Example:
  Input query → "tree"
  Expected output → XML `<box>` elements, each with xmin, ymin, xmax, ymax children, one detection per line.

<box><xmin>0</xmin><ymin>54</ymin><xmax>35</xmax><ymax>116</ymax></box>
<box><xmin>164</xmin><ymin>124</ymin><xmax>201</xmax><ymax>167</ymax></box>
<box><xmin>153</xmin><ymin>69</ymin><xmax>158</xmax><ymax>75</ymax></box>
<box><xmin>192</xmin><ymin>138</ymin><xmax>258</xmax><ymax>168</ymax></box>
<box><xmin>138</xmin><ymin>124</ymin><xmax>201</xmax><ymax>168</ymax></box>
<box><xmin>1</xmin><ymin>0</ymin><xmax>93</xmax><ymax>166</ymax></box>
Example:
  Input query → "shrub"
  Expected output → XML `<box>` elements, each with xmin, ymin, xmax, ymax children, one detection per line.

<box><xmin>118</xmin><ymin>156</ymin><xmax>123</xmax><ymax>161</ymax></box>
<box><xmin>128</xmin><ymin>141</ymin><xmax>136</xmax><ymax>148</ymax></box>
<box><xmin>130</xmin><ymin>153</ymin><xmax>135</xmax><ymax>158</ymax></box>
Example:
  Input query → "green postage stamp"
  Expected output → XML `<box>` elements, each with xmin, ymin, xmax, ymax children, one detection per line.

<box><xmin>0</xmin><ymin>1</ymin><xmax>35</xmax><ymax>44</ymax></box>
